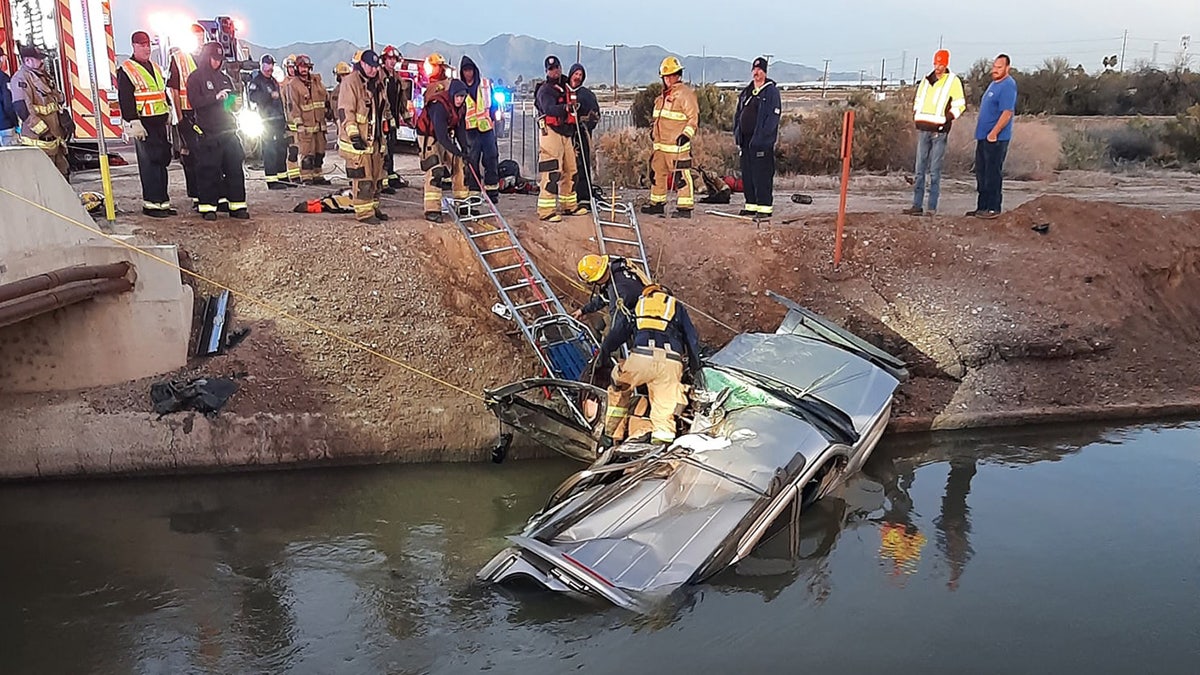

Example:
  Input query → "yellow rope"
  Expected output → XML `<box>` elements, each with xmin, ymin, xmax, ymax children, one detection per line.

<box><xmin>0</xmin><ymin>186</ymin><xmax>485</xmax><ymax>403</ymax></box>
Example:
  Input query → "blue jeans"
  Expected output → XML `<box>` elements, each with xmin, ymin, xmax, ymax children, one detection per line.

<box><xmin>912</xmin><ymin>130</ymin><xmax>948</xmax><ymax>211</ymax></box>
<box><xmin>975</xmin><ymin>139</ymin><xmax>1010</xmax><ymax>212</ymax></box>
<box><xmin>0</xmin><ymin>127</ymin><xmax>19</xmax><ymax>146</ymax></box>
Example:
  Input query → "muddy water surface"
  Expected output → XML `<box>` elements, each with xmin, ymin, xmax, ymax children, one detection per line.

<box><xmin>1</xmin><ymin>421</ymin><xmax>1197</xmax><ymax>674</ymax></box>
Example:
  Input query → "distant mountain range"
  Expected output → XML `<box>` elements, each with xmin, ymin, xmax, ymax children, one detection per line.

<box><xmin>235</xmin><ymin>34</ymin><xmax>858</xmax><ymax>87</ymax></box>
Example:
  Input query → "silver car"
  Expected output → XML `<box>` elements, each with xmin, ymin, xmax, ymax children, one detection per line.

<box><xmin>478</xmin><ymin>293</ymin><xmax>907</xmax><ymax>613</ymax></box>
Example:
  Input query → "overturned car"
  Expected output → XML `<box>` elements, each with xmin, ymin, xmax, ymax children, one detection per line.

<box><xmin>478</xmin><ymin>293</ymin><xmax>907</xmax><ymax>612</ymax></box>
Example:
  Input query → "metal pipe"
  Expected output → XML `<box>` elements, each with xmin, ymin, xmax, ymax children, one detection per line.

<box><xmin>0</xmin><ymin>277</ymin><xmax>133</xmax><ymax>329</ymax></box>
<box><xmin>0</xmin><ymin>262</ymin><xmax>133</xmax><ymax>304</ymax></box>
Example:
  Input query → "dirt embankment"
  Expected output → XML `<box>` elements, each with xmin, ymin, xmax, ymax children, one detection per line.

<box><xmin>5</xmin><ymin>173</ymin><xmax>1200</xmax><ymax>476</ymax></box>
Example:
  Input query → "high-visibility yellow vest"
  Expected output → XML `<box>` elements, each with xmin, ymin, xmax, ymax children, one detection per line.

<box><xmin>172</xmin><ymin>51</ymin><xmax>197</xmax><ymax>110</ymax></box>
<box><xmin>635</xmin><ymin>287</ymin><xmax>677</xmax><ymax>332</ymax></box>
<box><xmin>465</xmin><ymin>78</ymin><xmax>493</xmax><ymax>132</ymax></box>
<box><xmin>121</xmin><ymin>59</ymin><xmax>169</xmax><ymax>118</ymax></box>
<box><xmin>912</xmin><ymin>72</ymin><xmax>966</xmax><ymax>128</ymax></box>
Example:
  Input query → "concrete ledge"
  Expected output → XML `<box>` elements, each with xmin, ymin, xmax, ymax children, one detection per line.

<box><xmin>888</xmin><ymin>400</ymin><xmax>1200</xmax><ymax>434</ymax></box>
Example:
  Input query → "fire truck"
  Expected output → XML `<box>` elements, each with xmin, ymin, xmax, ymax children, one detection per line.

<box><xmin>0</xmin><ymin>0</ymin><xmax>125</xmax><ymax>168</ymax></box>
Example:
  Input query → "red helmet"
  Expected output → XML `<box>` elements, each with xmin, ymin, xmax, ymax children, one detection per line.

<box><xmin>381</xmin><ymin>45</ymin><xmax>401</xmax><ymax>60</ymax></box>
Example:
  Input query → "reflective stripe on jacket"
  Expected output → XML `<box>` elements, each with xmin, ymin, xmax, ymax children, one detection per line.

<box><xmin>912</xmin><ymin>72</ymin><xmax>966</xmax><ymax>131</ymax></box>
<box><xmin>652</xmin><ymin>81</ymin><xmax>698</xmax><ymax>153</ymax></box>
<box><xmin>172</xmin><ymin>51</ymin><xmax>197</xmax><ymax>110</ymax></box>
<box><xmin>465</xmin><ymin>78</ymin><xmax>493</xmax><ymax>132</ymax></box>
<box><xmin>285</xmin><ymin>74</ymin><xmax>329</xmax><ymax>133</ymax></box>
<box><xmin>121</xmin><ymin>59</ymin><xmax>170</xmax><ymax>118</ymax></box>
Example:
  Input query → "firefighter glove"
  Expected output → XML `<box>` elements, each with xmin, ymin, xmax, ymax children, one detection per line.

<box><xmin>350</xmin><ymin>135</ymin><xmax>366</xmax><ymax>151</ymax></box>
<box><xmin>676</xmin><ymin>134</ymin><xmax>690</xmax><ymax>147</ymax></box>
<box><xmin>126</xmin><ymin>120</ymin><xmax>148</xmax><ymax>141</ymax></box>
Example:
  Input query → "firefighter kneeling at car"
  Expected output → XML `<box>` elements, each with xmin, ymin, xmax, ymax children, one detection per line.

<box><xmin>594</xmin><ymin>284</ymin><xmax>702</xmax><ymax>445</ymax></box>
<box><xmin>415</xmin><ymin>79</ymin><xmax>470</xmax><ymax>223</ymax></box>
<box><xmin>337</xmin><ymin>49</ymin><xmax>393</xmax><ymax>224</ymax></box>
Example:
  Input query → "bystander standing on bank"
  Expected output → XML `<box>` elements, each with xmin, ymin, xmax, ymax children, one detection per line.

<box><xmin>904</xmin><ymin>49</ymin><xmax>965</xmax><ymax>217</ymax></box>
<box><xmin>733</xmin><ymin>57</ymin><xmax>781</xmax><ymax>221</ymax></box>
<box><xmin>970</xmin><ymin>54</ymin><xmax>1016</xmax><ymax>220</ymax></box>
<box><xmin>0</xmin><ymin>47</ymin><xmax>19</xmax><ymax>146</ymax></box>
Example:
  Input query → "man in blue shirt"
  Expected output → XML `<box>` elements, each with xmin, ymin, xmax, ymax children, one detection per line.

<box><xmin>0</xmin><ymin>48</ymin><xmax>19</xmax><ymax>146</ymax></box>
<box><xmin>970</xmin><ymin>54</ymin><xmax>1016</xmax><ymax>219</ymax></box>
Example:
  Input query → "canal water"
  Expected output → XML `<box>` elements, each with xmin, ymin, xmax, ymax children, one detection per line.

<box><xmin>1</xmin><ymin>421</ymin><xmax>1197</xmax><ymax>674</ymax></box>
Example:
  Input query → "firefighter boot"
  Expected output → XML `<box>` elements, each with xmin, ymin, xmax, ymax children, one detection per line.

<box><xmin>640</xmin><ymin>203</ymin><xmax>665</xmax><ymax>215</ymax></box>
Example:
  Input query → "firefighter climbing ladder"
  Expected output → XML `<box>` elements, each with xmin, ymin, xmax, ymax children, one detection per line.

<box><xmin>444</xmin><ymin>193</ymin><xmax>596</xmax><ymax>423</ymax></box>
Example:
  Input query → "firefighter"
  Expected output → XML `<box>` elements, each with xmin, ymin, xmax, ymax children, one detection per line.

<box><xmin>247</xmin><ymin>55</ymin><xmax>289</xmax><ymax>190</ymax></box>
<box><xmin>337</xmin><ymin>49</ymin><xmax>393</xmax><ymax>224</ymax></box>
<box><xmin>281</xmin><ymin>54</ymin><xmax>301</xmax><ymax>183</ymax></box>
<box><xmin>379</xmin><ymin>45</ymin><xmax>411</xmax><ymax>193</ymax></box>
<box><xmin>186</xmin><ymin>41</ymin><xmax>249</xmax><ymax>221</ymax></box>
<box><xmin>284</xmin><ymin>55</ymin><xmax>331</xmax><ymax>185</ymax></box>
<box><xmin>166</xmin><ymin>41</ymin><xmax>201</xmax><ymax>209</ymax></box>
<box><xmin>573</xmin><ymin>254</ymin><xmax>650</xmax><ymax>321</ymax></box>
<box><xmin>424</xmin><ymin>53</ymin><xmax>450</xmax><ymax>99</ymax></box>
<box><xmin>415</xmin><ymin>79</ymin><xmax>470</xmax><ymax>223</ymax></box>
<box><xmin>10</xmin><ymin>44</ymin><xmax>69</xmax><ymax>177</ymax></box>
<box><xmin>533</xmin><ymin>55</ymin><xmax>585</xmax><ymax>222</ymax></box>
<box><xmin>459</xmin><ymin>55</ymin><xmax>500</xmax><ymax>203</ymax></box>
<box><xmin>643</xmin><ymin>56</ymin><xmax>699</xmax><ymax>218</ymax></box>
<box><xmin>567</xmin><ymin>62</ymin><xmax>601</xmax><ymax>210</ymax></box>
<box><xmin>330</xmin><ymin>61</ymin><xmax>352</xmax><ymax>115</ymax></box>
<box><xmin>117</xmin><ymin>31</ymin><xmax>174</xmax><ymax>217</ymax></box>
<box><xmin>595</xmin><ymin>283</ymin><xmax>702</xmax><ymax>444</ymax></box>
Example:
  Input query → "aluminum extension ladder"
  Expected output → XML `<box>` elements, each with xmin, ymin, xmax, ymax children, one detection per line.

<box><xmin>591</xmin><ymin>196</ymin><xmax>652</xmax><ymax>279</ymax></box>
<box><xmin>444</xmin><ymin>195</ymin><xmax>597</xmax><ymax>422</ymax></box>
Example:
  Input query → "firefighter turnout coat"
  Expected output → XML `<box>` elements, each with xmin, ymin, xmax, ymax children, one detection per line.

<box><xmin>649</xmin><ymin>81</ymin><xmax>699</xmax><ymax>209</ymax></box>
<box><xmin>10</xmin><ymin>63</ymin><xmax>69</xmax><ymax>175</ymax></box>
<box><xmin>284</xmin><ymin>73</ymin><xmax>330</xmax><ymax>178</ymax></box>
<box><xmin>337</xmin><ymin>69</ymin><xmax>392</xmax><ymax>220</ymax></box>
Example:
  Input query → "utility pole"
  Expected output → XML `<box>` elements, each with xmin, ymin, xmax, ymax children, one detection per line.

<box><xmin>605</xmin><ymin>43</ymin><xmax>624</xmax><ymax>106</ymax></box>
<box><xmin>912</xmin><ymin>57</ymin><xmax>919</xmax><ymax>83</ymax></box>
<box><xmin>821</xmin><ymin>58</ymin><xmax>830</xmax><ymax>98</ymax></box>
<box><xmin>901</xmin><ymin>50</ymin><xmax>907</xmax><ymax>83</ymax></box>
<box><xmin>1151</xmin><ymin>42</ymin><xmax>1159</xmax><ymax>68</ymax></box>
<box><xmin>576</xmin><ymin>41</ymin><xmax>581</xmax><ymax>64</ymax></box>
<box><xmin>351</xmin><ymin>1</ymin><xmax>387</xmax><ymax>52</ymax></box>
<box><xmin>879</xmin><ymin>58</ymin><xmax>886</xmax><ymax>92</ymax></box>
<box><xmin>939</xmin><ymin>34</ymin><xmax>944</xmax><ymax>49</ymax></box>
<box><xmin>859</xmin><ymin>70</ymin><xmax>865</xmax><ymax>88</ymax></box>
<box><xmin>701</xmin><ymin>45</ymin><xmax>705</xmax><ymax>85</ymax></box>
<box><xmin>1120</xmin><ymin>28</ymin><xmax>1128</xmax><ymax>72</ymax></box>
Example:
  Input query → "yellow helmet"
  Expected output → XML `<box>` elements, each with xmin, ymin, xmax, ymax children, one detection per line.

<box><xmin>426</xmin><ymin>52</ymin><xmax>446</xmax><ymax>67</ymax></box>
<box><xmin>352</xmin><ymin>49</ymin><xmax>364</xmax><ymax>64</ymax></box>
<box><xmin>284</xmin><ymin>53</ymin><xmax>297</xmax><ymax>67</ymax></box>
<box><xmin>80</xmin><ymin>191</ymin><xmax>104</xmax><ymax>214</ymax></box>
<box><xmin>577</xmin><ymin>254</ymin><xmax>610</xmax><ymax>284</ymax></box>
<box><xmin>659</xmin><ymin>56</ymin><xmax>683</xmax><ymax>77</ymax></box>
<box><xmin>334</xmin><ymin>61</ymin><xmax>352</xmax><ymax>76</ymax></box>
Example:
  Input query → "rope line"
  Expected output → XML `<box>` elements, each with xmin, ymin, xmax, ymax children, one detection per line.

<box><xmin>0</xmin><ymin>186</ymin><xmax>485</xmax><ymax>402</ymax></box>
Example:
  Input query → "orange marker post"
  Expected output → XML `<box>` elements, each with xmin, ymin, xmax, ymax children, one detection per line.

<box><xmin>834</xmin><ymin>109</ymin><xmax>855</xmax><ymax>266</ymax></box>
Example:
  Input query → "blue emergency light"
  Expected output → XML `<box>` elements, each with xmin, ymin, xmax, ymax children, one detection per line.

<box><xmin>493</xmin><ymin>90</ymin><xmax>507</xmax><ymax>106</ymax></box>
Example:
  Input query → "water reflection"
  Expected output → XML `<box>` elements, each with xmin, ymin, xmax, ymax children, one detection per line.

<box><xmin>0</xmin><ymin>422</ymin><xmax>1196</xmax><ymax>674</ymax></box>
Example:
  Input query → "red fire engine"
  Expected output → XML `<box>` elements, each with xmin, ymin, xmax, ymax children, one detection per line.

<box><xmin>1</xmin><ymin>0</ymin><xmax>123</xmax><ymax>158</ymax></box>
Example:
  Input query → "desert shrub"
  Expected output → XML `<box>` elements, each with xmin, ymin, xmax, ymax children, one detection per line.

<box><xmin>630</xmin><ymin>82</ymin><xmax>736</xmax><ymax>131</ymax></box>
<box><xmin>1000</xmin><ymin>118</ymin><xmax>1062</xmax><ymax>180</ymax></box>
<box><xmin>595</xmin><ymin>127</ymin><xmax>738</xmax><ymax>187</ymax></box>
<box><xmin>689</xmin><ymin>129</ymin><xmax>739</xmax><ymax>174</ymax></box>
<box><xmin>775</xmin><ymin>94</ymin><xmax>914</xmax><ymax>174</ymax></box>
<box><xmin>595</xmin><ymin>127</ymin><xmax>651</xmax><ymax>186</ymax></box>
<box><xmin>1161</xmin><ymin>104</ymin><xmax>1200</xmax><ymax>163</ymax></box>
<box><xmin>630</xmin><ymin>83</ymin><xmax>662</xmax><ymax>128</ymax></box>
<box><xmin>694</xmin><ymin>84</ymin><xmax>737</xmax><ymax>131</ymax></box>
<box><xmin>1058</xmin><ymin>128</ymin><xmax>1106</xmax><ymax>170</ymax></box>
<box><xmin>1103</xmin><ymin>119</ymin><xmax>1161</xmax><ymax>163</ymax></box>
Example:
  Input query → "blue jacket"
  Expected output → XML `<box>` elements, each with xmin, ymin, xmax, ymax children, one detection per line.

<box><xmin>0</xmin><ymin>70</ymin><xmax>18</xmax><ymax>131</ymax></box>
<box><xmin>733</xmin><ymin>78</ymin><xmax>781</xmax><ymax>150</ymax></box>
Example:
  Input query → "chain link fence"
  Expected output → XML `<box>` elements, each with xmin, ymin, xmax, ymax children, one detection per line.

<box><xmin>500</xmin><ymin>102</ymin><xmax>635</xmax><ymax>178</ymax></box>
